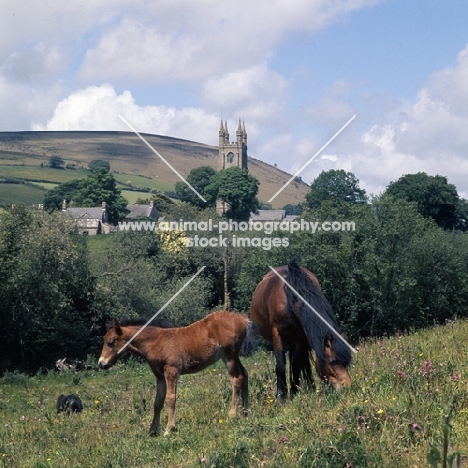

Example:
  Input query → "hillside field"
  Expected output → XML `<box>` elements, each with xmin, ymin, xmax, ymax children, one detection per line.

<box><xmin>0</xmin><ymin>320</ymin><xmax>467</xmax><ymax>467</ymax></box>
<box><xmin>0</xmin><ymin>131</ymin><xmax>310</xmax><ymax>208</ymax></box>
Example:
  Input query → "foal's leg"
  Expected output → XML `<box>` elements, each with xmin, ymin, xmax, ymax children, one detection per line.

<box><xmin>163</xmin><ymin>366</ymin><xmax>179</xmax><ymax>436</ymax></box>
<box><xmin>272</xmin><ymin>328</ymin><xmax>287</xmax><ymax>403</ymax></box>
<box><xmin>224</xmin><ymin>356</ymin><xmax>250</xmax><ymax>418</ymax></box>
<box><xmin>239</xmin><ymin>361</ymin><xmax>249</xmax><ymax>417</ymax></box>
<box><xmin>149</xmin><ymin>377</ymin><xmax>166</xmax><ymax>436</ymax></box>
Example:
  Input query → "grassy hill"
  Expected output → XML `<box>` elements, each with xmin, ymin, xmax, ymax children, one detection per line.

<box><xmin>0</xmin><ymin>320</ymin><xmax>467</xmax><ymax>467</ymax></box>
<box><xmin>0</xmin><ymin>131</ymin><xmax>309</xmax><ymax>208</ymax></box>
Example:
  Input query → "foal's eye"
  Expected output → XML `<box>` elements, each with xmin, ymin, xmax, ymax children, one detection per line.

<box><xmin>107</xmin><ymin>340</ymin><xmax>116</xmax><ymax>348</ymax></box>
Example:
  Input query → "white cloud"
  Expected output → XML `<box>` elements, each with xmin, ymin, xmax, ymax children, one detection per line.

<box><xmin>0</xmin><ymin>76</ymin><xmax>63</xmax><ymax>130</ymax></box>
<box><xmin>202</xmin><ymin>64</ymin><xmax>289</xmax><ymax>123</ymax></box>
<box><xmin>78</xmin><ymin>0</ymin><xmax>380</xmax><ymax>84</ymax></box>
<box><xmin>33</xmin><ymin>83</ymin><xmax>220</xmax><ymax>144</ymax></box>
<box><xmin>1</xmin><ymin>44</ymin><xmax>64</xmax><ymax>83</ymax></box>
<box><xmin>356</xmin><ymin>44</ymin><xmax>468</xmax><ymax>197</ymax></box>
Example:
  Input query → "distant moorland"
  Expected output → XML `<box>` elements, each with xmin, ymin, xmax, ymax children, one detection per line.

<box><xmin>0</xmin><ymin>131</ymin><xmax>309</xmax><ymax>208</ymax></box>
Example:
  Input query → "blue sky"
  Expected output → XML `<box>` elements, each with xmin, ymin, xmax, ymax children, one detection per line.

<box><xmin>1</xmin><ymin>0</ymin><xmax>468</xmax><ymax>198</ymax></box>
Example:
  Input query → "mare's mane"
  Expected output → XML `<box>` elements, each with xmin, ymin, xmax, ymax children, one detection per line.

<box><xmin>284</xmin><ymin>261</ymin><xmax>351</xmax><ymax>368</ymax></box>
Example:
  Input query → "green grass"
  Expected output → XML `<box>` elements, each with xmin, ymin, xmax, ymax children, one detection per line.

<box><xmin>1</xmin><ymin>322</ymin><xmax>467</xmax><ymax>467</ymax></box>
<box><xmin>114</xmin><ymin>174</ymin><xmax>173</xmax><ymax>192</ymax></box>
<box><xmin>0</xmin><ymin>164</ymin><xmax>175</xmax><ymax>206</ymax></box>
<box><xmin>0</xmin><ymin>183</ymin><xmax>46</xmax><ymax>205</ymax></box>
<box><xmin>31</xmin><ymin>182</ymin><xmax>58</xmax><ymax>190</ymax></box>
<box><xmin>0</xmin><ymin>165</ymin><xmax>89</xmax><ymax>184</ymax></box>
<box><xmin>121</xmin><ymin>190</ymin><xmax>157</xmax><ymax>204</ymax></box>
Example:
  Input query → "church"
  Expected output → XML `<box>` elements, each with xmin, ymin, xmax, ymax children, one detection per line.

<box><xmin>218</xmin><ymin>119</ymin><xmax>248</xmax><ymax>170</ymax></box>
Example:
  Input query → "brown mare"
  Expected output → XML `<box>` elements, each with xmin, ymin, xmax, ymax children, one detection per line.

<box><xmin>250</xmin><ymin>262</ymin><xmax>352</xmax><ymax>402</ymax></box>
<box><xmin>98</xmin><ymin>311</ymin><xmax>250</xmax><ymax>436</ymax></box>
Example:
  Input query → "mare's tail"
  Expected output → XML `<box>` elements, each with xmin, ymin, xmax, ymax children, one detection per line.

<box><xmin>284</xmin><ymin>262</ymin><xmax>351</xmax><ymax>369</ymax></box>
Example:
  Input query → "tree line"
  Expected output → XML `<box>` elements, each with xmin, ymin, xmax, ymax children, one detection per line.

<box><xmin>0</xmin><ymin>167</ymin><xmax>467</xmax><ymax>374</ymax></box>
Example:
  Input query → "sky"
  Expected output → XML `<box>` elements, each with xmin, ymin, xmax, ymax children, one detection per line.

<box><xmin>1</xmin><ymin>0</ymin><xmax>468</xmax><ymax>198</ymax></box>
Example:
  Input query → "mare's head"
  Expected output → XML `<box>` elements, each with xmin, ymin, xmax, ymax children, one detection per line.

<box><xmin>316</xmin><ymin>332</ymin><xmax>352</xmax><ymax>390</ymax></box>
<box><xmin>98</xmin><ymin>320</ymin><xmax>128</xmax><ymax>370</ymax></box>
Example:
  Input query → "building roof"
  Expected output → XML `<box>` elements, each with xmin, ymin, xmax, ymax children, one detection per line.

<box><xmin>66</xmin><ymin>207</ymin><xmax>104</xmax><ymax>219</ymax></box>
<box><xmin>125</xmin><ymin>204</ymin><xmax>158</xmax><ymax>219</ymax></box>
<box><xmin>250</xmin><ymin>210</ymin><xmax>286</xmax><ymax>221</ymax></box>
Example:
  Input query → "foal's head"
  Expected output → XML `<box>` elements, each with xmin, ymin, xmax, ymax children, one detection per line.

<box><xmin>316</xmin><ymin>332</ymin><xmax>352</xmax><ymax>391</ymax></box>
<box><xmin>98</xmin><ymin>320</ymin><xmax>128</xmax><ymax>370</ymax></box>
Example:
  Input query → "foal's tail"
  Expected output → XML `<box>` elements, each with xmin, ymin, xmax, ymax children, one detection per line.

<box><xmin>240</xmin><ymin>317</ymin><xmax>258</xmax><ymax>357</ymax></box>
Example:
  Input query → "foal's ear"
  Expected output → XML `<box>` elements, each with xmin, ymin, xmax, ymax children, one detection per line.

<box><xmin>112</xmin><ymin>319</ymin><xmax>123</xmax><ymax>336</ymax></box>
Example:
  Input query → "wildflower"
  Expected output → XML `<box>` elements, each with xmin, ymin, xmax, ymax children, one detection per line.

<box><xmin>419</xmin><ymin>360</ymin><xmax>433</xmax><ymax>378</ymax></box>
<box><xmin>200</xmin><ymin>458</ymin><xmax>207</xmax><ymax>465</ymax></box>
<box><xmin>95</xmin><ymin>400</ymin><xmax>100</xmax><ymax>405</ymax></box>
<box><xmin>279</xmin><ymin>435</ymin><xmax>289</xmax><ymax>443</ymax></box>
<box><xmin>377</xmin><ymin>409</ymin><xmax>384</xmax><ymax>414</ymax></box>
<box><xmin>337</xmin><ymin>427</ymin><xmax>344</xmax><ymax>433</ymax></box>
<box><xmin>397</xmin><ymin>371</ymin><xmax>408</xmax><ymax>379</ymax></box>
<box><xmin>452</xmin><ymin>371</ymin><xmax>461</xmax><ymax>381</ymax></box>
<box><xmin>21</xmin><ymin>416</ymin><xmax>25</xmax><ymax>421</ymax></box>
<box><xmin>218</xmin><ymin>419</ymin><xmax>223</xmax><ymax>424</ymax></box>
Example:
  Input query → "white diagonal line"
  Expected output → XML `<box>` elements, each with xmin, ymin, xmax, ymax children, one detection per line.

<box><xmin>117</xmin><ymin>266</ymin><xmax>206</xmax><ymax>354</ymax></box>
<box><xmin>268</xmin><ymin>115</ymin><xmax>356</xmax><ymax>203</ymax></box>
<box><xmin>268</xmin><ymin>266</ymin><xmax>357</xmax><ymax>354</ymax></box>
<box><xmin>118</xmin><ymin>114</ymin><xmax>207</xmax><ymax>203</ymax></box>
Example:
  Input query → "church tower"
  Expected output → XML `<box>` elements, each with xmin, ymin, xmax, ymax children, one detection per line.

<box><xmin>218</xmin><ymin>119</ymin><xmax>248</xmax><ymax>170</ymax></box>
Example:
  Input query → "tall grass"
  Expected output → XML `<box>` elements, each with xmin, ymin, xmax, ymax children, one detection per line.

<box><xmin>1</xmin><ymin>321</ymin><xmax>467</xmax><ymax>467</ymax></box>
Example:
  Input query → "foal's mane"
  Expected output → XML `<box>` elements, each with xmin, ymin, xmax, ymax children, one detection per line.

<box><xmin>107</xmin><ymin>318</ymin><xmax>173</xmax><ymax>330</ymax></box>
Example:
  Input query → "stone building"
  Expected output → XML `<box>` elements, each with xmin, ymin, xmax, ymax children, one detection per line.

<box><xmin>217</xmin><ymin>119</ymin><xmax>248</xmax><ymax>215</ymax></box>
<box><xmin>63</xmin><ymin>200</ymin><xmax>113</xmax><ymax>235</ymax></box>
<box><xmin>218</xmin><ymin>119</ymin><xmax>248</xmax><ymax>170</ymax></box>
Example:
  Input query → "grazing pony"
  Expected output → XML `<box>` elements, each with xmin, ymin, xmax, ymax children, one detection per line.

<box><xmin>250</xmin><ymin>262</ymin><xmax>352</xmax><ymax>402</ymax></box>
<box><xmin>98</xmin><ymin>311</ymin><xmax>250</xmax><ymax>436</ymax></box>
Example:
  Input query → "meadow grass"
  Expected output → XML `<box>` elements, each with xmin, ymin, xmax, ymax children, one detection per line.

<box><xmin>0</xmin><ymin>166</ymin><xmax>89</xmax><ymax>184</ymax></box>
<box><xmin>1</xmin><ymin>321</ymin><xmax>467</xmax><ymax>468</ymax></box>
<box><xmin>0</xmin><ymin>184</ymin><xmax>46</xmax><ymax>205</ymax></box>
<box><xmin>113</xmin><ymin>174</ymin><xmax>173</xmax><ymax>193</ymax></box>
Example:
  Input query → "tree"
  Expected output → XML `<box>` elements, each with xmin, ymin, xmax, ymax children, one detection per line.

<box><xmin>204</xmin><ymin>167</ymin><xmax>259</xmax><ymax>310</ymax></box>
<box><xmin>89</xmin><ymin>159</ymin><xmax>111</xmax><ymax>172</ymax></box>
<box><xmin>283</xmin><ymin>204</ymin><xmax>303</xmax><ymax>216</ymax></box>
<box><xmin>72</xmin><ymin>168</ymin><xmax>128</xmax><ymax>223</ymax></box>
<box><xmin>305</xmin><ymin>169</ymin><xmax>367</xmax><ymax>209</ymax></box>
<box><xmin>49</xmin><ymin>155</ymin><xmax>65</xmax><ymax>169</ymax></box>
<box><xmin>43</xmin><ymin>179</ymin><xmax>82</xmax><ymax>212</ymax></box>
<box><xmin>205</xmin><ymin>167</ymin><xmax>260</xmax><ymax>222</ymax></box>
<box><xmin>175</xmin><ymin>166</ymin><xmax>216</xmax><ymax>208</ymax></box>
<box><xmin>0</xmin><ymin>207</ymin><xmax>95</xmax><ymax>373</ymax></box>
<box><xmin>456</xmin><ymin>198</ymin><xmax>468</xmax><ymax>231</ymax></box>
<box><xmin>385</xmin><ymin>172</ymin><xmax>460</xmax><ymax>230</ymax></box>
